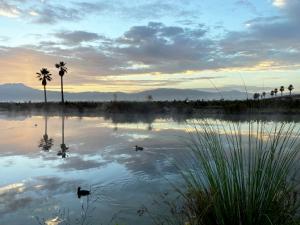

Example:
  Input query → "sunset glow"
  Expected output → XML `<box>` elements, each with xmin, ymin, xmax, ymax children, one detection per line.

<box><xmin>0</xmin><ymin>0</ymin><xmax>299</xmax><ymax>93</ymax></box>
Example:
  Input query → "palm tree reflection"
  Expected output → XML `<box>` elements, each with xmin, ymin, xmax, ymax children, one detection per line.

<box><xmin>147</xmin><ymin>123</ymin><xmax>153</xmax><ymax>131</ymax></box>
<box><xmin>39</xmin><ymin>114</ymin><xmax>53</xmax><ymax>152</ymax></box>
<box><xmin>113</xmin><ymin>122</ymin><xmax>118</xmax><ymax>132</ymax></box>
<box><xmin>57</xmin><ymin>115</ymin><xmax>69</xmax><ymax>158</ymax></box>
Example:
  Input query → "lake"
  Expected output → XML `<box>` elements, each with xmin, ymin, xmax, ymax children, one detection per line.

<box><xmin>0</xmin><ymin>114</ymin><xmax>299</xmax><ymax>225</ymax></box>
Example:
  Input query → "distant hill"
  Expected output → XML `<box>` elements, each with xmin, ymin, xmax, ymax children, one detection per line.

<box><xmin>0</xmin><ymin>83</ymin><xmax>251</xmax><ymax>102</ymax></box>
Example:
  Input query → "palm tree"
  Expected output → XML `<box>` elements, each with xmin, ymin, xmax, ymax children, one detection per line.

<box><xmin>36</xmin><ymin>68</ymin><xmax>52</xmax><ymax>104</ymax></box>
<box><xmin>270</xmin><ymin>90</ymin><xmax>275</xmax><ymax>97</ymax></box>
<box><xmin>262</xmin><ymin>92</ymin><xmax>266</xmax><ymax>99</ymax></box>
<box><xmin>274</xmin><ymin>88</ymin><xmax>278</xmax><ymax>96</ymax></box>
<box><xmin>55</xmin><ymin>61</ymin><xmax>68</xmax><ymax>104</ymax></box>
<box><xmin>146</xmin><ymin>95</ymin><xmax>153</xmax><ymax>102</ymax></box>
<box><xmin>288</xmin><ymin>84</ymin><xmax>294</xmax><ymax>95</ymax></box>
<box><xmin>253</xmin><ymin>93</ymin><xmax>260</xmax><ymax>100</ymax></box>
<box><xmin>280</xmin><ymin>86</ymin><xmax>284</xmax><ymax>96</ymax></box>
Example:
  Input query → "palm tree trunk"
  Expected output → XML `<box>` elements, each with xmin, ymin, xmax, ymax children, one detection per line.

<box><xmin>44</xmin><ymin>85</ymin><xmax>47</xmax><ymax>104</ymax></box>
<box><xmin>290</xmin><ymin>90</ymin><xmax>292</xmax><ymax>95</ymax></box>
<box><xmin>61</xmin><ymin>76</ymin><xmax>64</xmax><ymax>104</ymax></box>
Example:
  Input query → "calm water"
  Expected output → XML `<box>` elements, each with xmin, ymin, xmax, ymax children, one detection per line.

<box><xmin>0</xmin><ymin>114</ymin><xmax>299</xmax><ymax>225</ymax></box>
<box><xmin>0</xmin><ymin>114</ymin><xmax>191</xmax><ymax>225</ymax></box>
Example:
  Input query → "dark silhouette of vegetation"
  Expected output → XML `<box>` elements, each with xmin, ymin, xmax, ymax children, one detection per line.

<box><xmin>253</xmin><ymin>93</ymin><xmax>260</xmax><ymax>100</ymax></box>
<box><xmin>274</xmin><ymin>88</ymin><xmax>278</xmax><ymax>96</ymax></box>
<box><xmin>262</xmin><ymin>91</ymin><xmax>266</xmax><ymax>99</ymax></box>
<box><xmin>2</xmin><ymin>98</ymin><xmax>300</xmax><ymax>117</ymax></box>
<box><xmin>146</xmin><ymin>95</ymin><xmax>153</xmax><ymax>102</ymax></box>
<box><xmin>270</xmin><ymin>90</ymin><xmax>275</xmax><ymax>97</ymax></box>
<box><xmin>288</xmin><ymin>84</ymin><xmax>294</xmax><ymax>95</ymax></box>
<box><xmin>57</xmin><ymin>115</ymin><xmax>69</xmax><ymax>158</ymax></box>
<box><xmin>38</xmin><ymin>115</ymin><xmax>53</xmax><ymax>151</ymax></box>
<box><xmin>36</xmin><ymin>68</ymin><xmax>52</xmax><ymax>104</ymax></box>
<box><xmin>280</xmin><ymin>85</ymin><xmax>284</xmax><ymax>96</ymax></box>
<box><xmin>55</xmin><ymin>61</ymin><xmax>68</xmax><ymax>104</ymax></box>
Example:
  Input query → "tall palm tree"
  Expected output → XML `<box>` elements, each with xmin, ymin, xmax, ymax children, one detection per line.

<box><xmin>55</xmin><ymin>61</ymin><xmax>68</xmax><ymax>104</ymax></box>
<box><xmin>36</xmin><ymin>68</ymin><xmax>52</xmax><ymax>104</ymax></box>
<box><xmin>288</xmin><ymin>84</ymin><xmax>294</xmax><ymax>95</ymax></box>
<box><xmin>274</xmin><ymin>88</ymin><xmax>278</xmax><ymax>96</ymax></box>
<box><xmin>280</xmin><ymin>86</ymin><xmax>284</xmax><ymax>96</ymax></box>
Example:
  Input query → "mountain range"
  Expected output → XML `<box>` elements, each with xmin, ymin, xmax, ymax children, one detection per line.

<box><xmin>0</xmin><ymin>83</ymin><xmax>251</xmax><ymax>102</ymax></box>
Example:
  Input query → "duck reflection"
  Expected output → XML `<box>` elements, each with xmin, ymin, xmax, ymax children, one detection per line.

<box><xmin>38</xmin><ymin>114</ymin><xmax>54</xmax><ymax>152</ymax></box>
<box><xmin>57</xmin><ymin>115</ymin><xmax>69</xmax><ymax>158</ymax></box>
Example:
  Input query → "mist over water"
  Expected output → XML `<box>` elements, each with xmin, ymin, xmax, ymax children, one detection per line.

<box><xmin>0</xmin><ymin>114</ymin><xmax>299</xmax><ymax>225</ymax></box>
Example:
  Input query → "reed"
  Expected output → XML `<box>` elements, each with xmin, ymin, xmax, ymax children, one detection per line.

<box><xmin>177</xmin><ymin>121</ymin><xmax>300</xmax><ymax>225</ymax></box>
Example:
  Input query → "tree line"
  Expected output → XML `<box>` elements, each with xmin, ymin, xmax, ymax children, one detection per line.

<box><xmin>37</xmin><ymin>61</ymin><xmax>67</xmax><ymax>104</ymax></box>
<box><xmin>253</xmin><ymin>85</ymin><xmax>294</xmax><ymax>100</ymax></box>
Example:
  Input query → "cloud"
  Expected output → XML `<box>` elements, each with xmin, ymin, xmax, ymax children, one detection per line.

<box><xmin>273</xmin><ymin>0</ymin><xmax>286</xmax><ymax>7</ymax></box>
<box><xmin>0</xmin><ymin>0</ymin><xmax>21</xmax><ymax>17</ymax></box>
<box><xmin>54</xmin><ymin>31</ymin><xmax>104</xmax><ymax>45</ymax></box>
<box><xmin>0</xmin><ymin>0</ymin><xmax>200</xmax><ymax>24</ymax></box>
<box><xmin>0</xmin><ymin>22</ymin><xmax>214</xmax><ymax>80</ymax></box>
<box><xmin>235</xmin><ymin>0</ymin><xmax>258</xmax><ymax>13</ymax></box>
<box><xmin>0</xmin><ymin>183</ymin><xmax>31</xmax><ymax>214</ymax></box>
<box><xmin>0</xmin><ymin>177</ymin><xmax>82</xmax><ymax>215</ymax></box>
<box><xmin>57</xmin><ymin>156</ymin><xmax>106</xmax><ymax>171</ymax></box>
<box><xmin>1</xmin><ymin>16</ymin><xmax>299</xmax><ymax>89</ymax></box>
<box><xmin>114</xmin><ymin>22</ymin><xmax>215</xmax><ymax>73</ymax></box>
<box><xmin>32</xmin><ymin>4</ymin><xmax>81</xmax><ymax>24</ymax></box>
<box><xmin>0</xmin><ymin>1</ymin><xmax>111</xmax><ymax>24</ymax></box>
<box><xmin>218</xmin><ymin>0</ymin><xmax>300</xmax><ymax>70</ymax></box>
<box><xmin>115</xmin><ymin>0</ymin><xmax>199</xmax><ymax>20</ymax></box>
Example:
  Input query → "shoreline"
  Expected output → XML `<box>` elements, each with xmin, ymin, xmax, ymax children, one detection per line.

<box><xmin>1</xmin><ymin>99</ymin><xmax>300</xmax><ymax>122</ymax></box>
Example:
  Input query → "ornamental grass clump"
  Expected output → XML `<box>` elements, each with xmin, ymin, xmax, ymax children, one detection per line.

<box><xmin>178</xmin><ymin>121</ymin><xmax>300</xmax><ymax>225</ymax></box>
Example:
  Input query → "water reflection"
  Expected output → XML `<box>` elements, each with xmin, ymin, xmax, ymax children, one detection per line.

<box><xmin>110</xmin><ymin>114</ymin><xmax>154</xmax><ymax>131</ymax></box>
<box><xmin>57</xmin><ymin>115</ymin><xmax>69</xmax><ymax>158</ymax></box>
<box><xmin>147</xmin><ymin>123</ymin><xmax>152</xmax><ymax>131</ymax></box>
<box><xmin>113</xmin><ymin>122</ymin><xmax>118</xmax><ymax>132</ymax></box>
<box><xmin>2</xmin><ymin>114</ymin><xmax>300</xmax><ymax>225</ymax></box>
<box><xmin>38</xmin><ymin>114</ymin><xmax>54</xmax><ymax>152</ymax></box>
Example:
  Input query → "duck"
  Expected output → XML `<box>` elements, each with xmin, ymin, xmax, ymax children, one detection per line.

<box><xmin>135</xmin><ymin>145</ymin><xmax>144</xmax><ymax>151</ymax></box>
<box><xmin>77</xmin><ymin>187</ymin><xmax>90</xmax><ymax>198</ymax></box>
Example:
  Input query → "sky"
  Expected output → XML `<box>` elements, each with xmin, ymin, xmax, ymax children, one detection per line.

<box><xmin>0</xmin><ymin>0</ymin><xmax>299</xmax><ymax>93</ymax></box>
